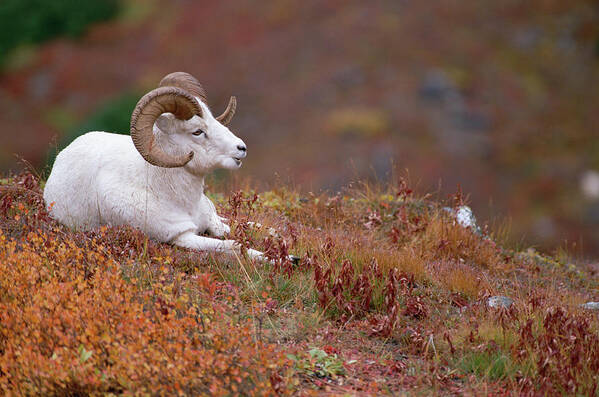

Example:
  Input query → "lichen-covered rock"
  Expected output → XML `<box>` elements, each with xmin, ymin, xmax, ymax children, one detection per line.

<box><xmin>581</xmin><ymin>302</ymin><xmax>599</xmax><ymax>310</ymax></box>
<box><xmin>444</xmin><ymin>205</ymin><xmax>483</xmax><ymax>235</ymax></box>
<box><xmin>487</xmin><ymin>296</ymin><xmax>514</xmax><ymax>309</ymax></box>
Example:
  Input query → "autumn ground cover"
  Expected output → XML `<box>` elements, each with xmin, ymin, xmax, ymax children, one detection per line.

<box><xmin>1</xmin><ymin>171</ymin><xmax>598</xmax><ymax>396</ymax></box>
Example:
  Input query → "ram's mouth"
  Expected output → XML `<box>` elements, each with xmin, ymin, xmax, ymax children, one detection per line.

<box><xmin>233</xmin><ymin>157</ymin><xmax>242</xmax><ymax>166</ymax></box>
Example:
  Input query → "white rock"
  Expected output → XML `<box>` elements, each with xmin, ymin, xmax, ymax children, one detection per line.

<box><xmin>456</xmin><ymin>206</ymin><xmax>476</xmax><ymax>228</ymax></box>
<box><xmin>487</xmin><ymin>296</ymin><xmax>513</xmax><ymax>309</ymax></box>
<box><xmin>443</xmin><ymin>205</ymin><xmax>484</xmax><ymax>236</ymax></box>
<box><xmin>580</xmin><ymin>170</ymin><xmax>599</xmax><ymax>200</ymax></box>
<box><xmin>581</xmin><ymin>302</ymin><xmax>599</xmax><ymax>310</ymax></box>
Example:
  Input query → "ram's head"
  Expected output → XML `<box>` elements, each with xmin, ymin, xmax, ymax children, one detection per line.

<box><xmin>130</xmin><ymin>72</ymin><xmax>247</xmax><ymax>171</ymax></box>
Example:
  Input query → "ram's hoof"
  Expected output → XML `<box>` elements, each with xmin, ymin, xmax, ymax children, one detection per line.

<box><xmin>289</xmin><ymin>255</ymin><xmax>301</xmax><ymax>266</ymax></box>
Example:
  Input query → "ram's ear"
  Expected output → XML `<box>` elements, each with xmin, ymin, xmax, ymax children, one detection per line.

<box><xmin>155</xmin><ymin>113</ymin><xmax>176</xmax><ymax>133</ymax></box>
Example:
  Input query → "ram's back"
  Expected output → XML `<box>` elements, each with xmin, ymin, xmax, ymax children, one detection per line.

<box><xmin>44</xmin><ymin>131</ymin><xmax>144</xmax><ymax>230</ymax></box>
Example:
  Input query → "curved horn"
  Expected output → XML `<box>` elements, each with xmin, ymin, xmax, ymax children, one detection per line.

<box><xmin>216</xmin><ymin>96</ymin><xmax>236</xmax><ymax>125</ymax></box>
<box><xmin>130</xmin><ymin>86</ymin><xmax>201</xmax><ymax>168</ymax></box>
<box><xmin>159</xmin><ymin>72</ymin><xmax>207</xmax><ymax>104</ymax></box>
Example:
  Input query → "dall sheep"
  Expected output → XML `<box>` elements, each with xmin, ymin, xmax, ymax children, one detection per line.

<box><xmin>44</xmin><ymin>72</ymin><xmax>267</xmax><ymax>260</ymax></box>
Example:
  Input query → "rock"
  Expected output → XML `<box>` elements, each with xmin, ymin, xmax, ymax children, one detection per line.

<box><xmin>581</xmin><ymin>302</ymin><xmax>599</xmax><ymax>310</ymax></box>
<box><xmin>456</xmin><ymin>206</ymin><xmax>476</xmax><ymax>228</ymax></box>
<box><xmin>580</xmin><ymin>170</ymin><xmax>599</xmax><ymax>200</ymax></box>
<box><xmin>487</xmin><ymin>296</ymin><xmax>513</xmax><ymax>309</ymax></box>
<box><xmin>443</xmin><ymin>205</ymin><xmax>486</xmax><ymax>237</ymax></box>
<box><xmin>456</xmin><ymin>206</ymin><xmax>483</xmax><ymax>235</ymax></box>
<box><xmin>419</xmin><ymin>69</ymin><xmax>458</xmax><ymax>102</ymax></box>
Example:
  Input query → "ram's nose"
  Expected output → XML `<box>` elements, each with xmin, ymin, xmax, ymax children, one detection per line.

<box><xmin>236</xmin><ymin>143</ymin><xmax>247</xmax><ymax>158</ymax></box>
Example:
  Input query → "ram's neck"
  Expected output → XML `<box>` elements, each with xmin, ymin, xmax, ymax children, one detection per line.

<box><xmin>146</xmin><ymin>165</ymin><xmax>206</xmax><ymax>206</ymax></box>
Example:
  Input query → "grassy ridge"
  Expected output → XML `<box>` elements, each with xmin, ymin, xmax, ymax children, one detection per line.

<box><xmin>1</xmin><ymin>172</ymin><xmax>598</xmax><ymax>395</ymax></box>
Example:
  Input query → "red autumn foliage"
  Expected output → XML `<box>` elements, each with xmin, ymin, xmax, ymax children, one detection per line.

<box><xmin>515</xmin><ymin>307</ymin><xmax>599</xmax><ymax>395</ymax></box>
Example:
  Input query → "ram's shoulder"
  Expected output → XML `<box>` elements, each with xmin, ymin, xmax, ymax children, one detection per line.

<box><xmin>71</xmin><ymin>131</ymin><xmax>131</xmax><ymax>145</ymax></box>
<box><xmin>60</xmin><ymin>132</ymin><xmax>134</xmax><ymax>159</ymax></box>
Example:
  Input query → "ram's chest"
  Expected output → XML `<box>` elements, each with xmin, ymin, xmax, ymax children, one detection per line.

<box><xmin>189</xmin><ymin>196</ymin><xmax>218</xmax><ymax>233</ymax></box>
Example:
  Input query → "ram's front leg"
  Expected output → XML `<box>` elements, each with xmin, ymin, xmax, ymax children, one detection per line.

<box><xmin>205</xmin><ymin>217</ymin><xmax>230</xmax><ymax>237</ymax></box>
<box><xmin>219</xmin><ymin>219</ymin><xmax>300</xmax><ymax>264</ymax></box>
<box><xmin>201</xmin><ymin>197</ymin><xmax>230</xmax><ymax>237</ymax></box>
<box><xmin>219</xmin><ymin>217</ymin><xmax>279</xmax><ymax>238</ymax></box>
<box><xmin>173</xmin><ymin>231</ymin><xmax>265</xmax><ymax>260</ymax></box>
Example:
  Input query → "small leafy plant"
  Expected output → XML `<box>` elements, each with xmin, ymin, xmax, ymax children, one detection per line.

<box><xmin>287</xmin><ymin>348</ymin><xmax>346</xmax><ymax>379</ymax></box>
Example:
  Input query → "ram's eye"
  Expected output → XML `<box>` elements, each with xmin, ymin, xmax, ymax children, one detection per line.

<box><xmin>192</xmin><ymin>129</ymin><xmax>205</xmax><ymax>136</ymax></box>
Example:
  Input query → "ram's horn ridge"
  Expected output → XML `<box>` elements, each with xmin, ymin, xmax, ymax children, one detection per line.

<box><xmin>130</xmin><ymin>86</ymin><xmax>200</xmax><ymax>168</ymax></box>
<box><xmin>159</xmin><ymin>72</ymin><xmax>236</xmax><ymax>125</ymax></box>
<box><xmin>159</xmin><ymin>72</ymin><xmax>208</xmax><ymax>104</ymax></box>
<box><xmin>216</xmin><ymin>96</ymin><xmax>236</xmax><ymax>125</ymax></box>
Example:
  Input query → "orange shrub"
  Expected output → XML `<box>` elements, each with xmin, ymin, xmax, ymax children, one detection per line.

<box><xmin>0</xmin><ymin>228</ymin><xmax>287</xmax><ymax>396</ymax></box>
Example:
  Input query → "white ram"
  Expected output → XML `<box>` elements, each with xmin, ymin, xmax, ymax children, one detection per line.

<box><xmin>44</xmin><ymin>72</ymin><xmax>267</xmax><ymax>260</ymax></box>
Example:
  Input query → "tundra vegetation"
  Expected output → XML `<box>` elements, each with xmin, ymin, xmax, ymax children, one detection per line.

<box><xmin>1</xmin><ymin>172</ymin><xmax>598</xmax><ymax>395</ymax></box>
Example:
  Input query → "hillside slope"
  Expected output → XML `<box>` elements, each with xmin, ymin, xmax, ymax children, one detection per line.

<box><xmin>1</xmin><ymin>172</ymin><xmax>598</xmax><ymax>395</ymax></box>
<box><xmin>0</xmin><ymin>0</ymin><xmax>598</xmax><ymax>256</ymax></box>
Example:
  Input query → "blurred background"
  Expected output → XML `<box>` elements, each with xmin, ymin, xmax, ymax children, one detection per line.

<box><xmin>0</xmin><ymin>0</ymin><xmax>598</xmax><ymax>258</ymax></box>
